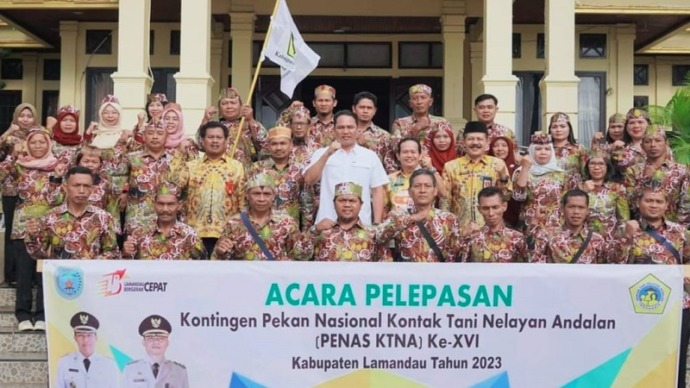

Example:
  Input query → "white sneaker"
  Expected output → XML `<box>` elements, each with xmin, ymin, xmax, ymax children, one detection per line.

<box><xmin>33</xmin><ymin>320</ymin><xmax>46</xmax><ymax>331</ymax></box>
<box><xmin>17</xmin><ymin>320</ymin><xmax>33</xmax><ymax>331</ymax></box>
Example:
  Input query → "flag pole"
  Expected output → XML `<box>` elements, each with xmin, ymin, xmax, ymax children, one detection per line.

<box><xmin>229</xmin><ymin>0</ymin><xmax>283</xmax><ymax>158</ymax></box>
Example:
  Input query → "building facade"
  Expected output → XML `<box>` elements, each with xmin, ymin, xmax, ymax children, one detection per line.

<box><xmin>0</xmin><ymin>0</ymin><xmax>688</xmax><ymax>146</ymax></box>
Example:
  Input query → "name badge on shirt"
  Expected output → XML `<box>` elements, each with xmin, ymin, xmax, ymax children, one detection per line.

<box><xmin>482</xmin><ymin>176</ymin><xmax>493</xmax><ymax>189</ymax></box>
<box><xmin>68</xmin><ymin>368</ymin><xmax>79</xmax><ymax>372</ymax></box>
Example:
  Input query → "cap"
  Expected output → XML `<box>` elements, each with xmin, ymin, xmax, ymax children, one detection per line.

<box><xmin>58</xmin><ymin>105</ymin><xmax>79</xmax><ymax>116</ymax></box>
<box><xmin>156</xmin><ymin>181</ymin><xmax>181</xmax><ymax>198</ymax></box>
<box><xmin>101</xmin><ymin>95</ymin><xmax>120</xmax><ymax>106</ymax></box>
<box><xmin>219</xmin><ymin>87</ymin><xmax>241</xmax><ymax>101</ymax></box>
<box><xmin>139</xmin><ymin>314</ymin><xmax>172</xmax><ymax>336</ymax></box>
<box><xmin>608</xmin><ymin>113</ymin><xmax>625</xmax><ymax>124</ymax></box>
<box><xmin>463</xmin><ymin>121</ymin><xmax>488</xmax><ymax>136</ymax></box>
<box><xmin>70</xmin><ymin>311</ymin><xmax>100</xmax><ymax>333</ymax></box>
<box><xmin>246</xmin><ymin>172</ymin><xmax>276</xmax><ymax>190</ymax></box>
<box><xmin>626</xmin><ymin>108</ymin><xmax>649</xmax><ymax>120</ymax></box>
<box><xmin>409</xmin><ymin>84</ymin><xmax>432</xmax><ymax>96</ymax></box>
<box><xmin>334</xmin><ymin>182</ymin><xmax>363</xmax><ymax>199</ymax></box>
<box><xmin>27</xmin><ymin>125</ymin><xmax>51</xmax><ymax>138</ymax></box>
<box><xmin>147</xmin><ymin>93</ymin><xmax>168</xmax><ymax>104</ymax></box>
<box><xmin>290</xmin><ymin>106</ymin><xmax>311</xmax><ymax>121</ymax></box>
<box><xmin>550</xmin><ymin>112</ymin><xmax>570</xmax><ymax>124</ymax></box>
<box><xmin>530</xmin><ymin>132</ymin><xmax>552</xmax><ymax>145</ymax></box>
<box><xmin>643</xmin><ymin>124</ymin><xmax>669</xmax><ymax>139</ymax></box>
<box><xmin>314</xmin><ymin>85</ymin><xmax>336</xmax><ymax>99</ymax></box>
<box><xmin>268</xmin><ymin>126</ymin><xmax>292</xmax><ymax>140</ymax></box>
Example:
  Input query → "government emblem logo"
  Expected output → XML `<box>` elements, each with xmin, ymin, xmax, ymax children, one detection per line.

<box><xmin>55</xmin><ymin>267</ymin><xmax>84</xmax><ymax>300</ymax></box>
<box><xmin>629</xmin><ymin>274</ymin><xmax>671</xmax><ymax>314</ymax></box>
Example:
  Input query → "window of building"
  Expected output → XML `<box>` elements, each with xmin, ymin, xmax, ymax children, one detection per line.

<box><xmin>0</xmin><ymin>90</ymin><xmax>21</xmax><ymax>134</ymax></box>
<box><xmin>536</xmin><ymin>33</ymin><xmax>545</xmax><ymax>59</ymax></box>
<box><xmin>347</xmin><ymin>43</ymin><xmax>391</xmax><ymax>68</ymax></box>
<box><xmin>85</xmin><ymin>30</ymin><xmax>112</xmax><ymax>55</ymax></box>
<box><xmin>633</xmin><ymin>95</ymin><xmax>649</xmax><ymax>108</ymax></box>
<box><xmin>579</xmin><ymin>34</ymin><xmax>606</xmax><ymax>58</ymax></box>
<box><xmin>1</xmin><ymin>58</ymin><xmax>22</xmax><ymax>80</ymax></box>
<box><xmin>42</xmin><ymin>90</ymin><xmax>59</xmax><ymax>120</ymax></box>
<box><xmin>512</xmin><ymin>33</ymin><xmax>521</xmax><ymax>58</ymax></box>
<box><xmin>672</xmin><ymin>65</ymin><xmax>690</xmax><ymax>86</ymax></box>
<box><xmin>170</xmin><ymin>30</ymin><xmax>180</xmax><ymax>55</ymax></box>
<box><xmin>150</xmin><ymin>68</ymin><xmax>179</xmax><ymax>101</ymax></box>
<box><xmin>399</xmin><ymin>42</ymin><xmax>443</xmax><ymax>69</ymax></box>
<box><xmin>633</xmin><ymin>64</ymin><xmax>648</xmax><ymax>86</ymax></box>
<box><xmin>84</xmin><ymin>67</ymin><xmax>115</xmax><ymax>123</ymax></box>
<box><xmin>43</xmin><ymin>59</ymin><xmax>60</xmax><ymax>81</ymax></box>
<box><xmin>310</xmin><ymin>43</ymin><xmax>345</xmax><ymax>68</ymax></box>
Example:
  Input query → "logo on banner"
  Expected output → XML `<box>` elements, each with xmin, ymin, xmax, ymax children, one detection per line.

<box><xmin>99</xmin><ymin>268</ymin><xmax>168</xmax><ymax>297</ymax></box>
<box><xmin>629</xmin><ymin>274</ymin><xmax>671</xmax><ymax>314</ymax></box>
<box><xmin>54</xmin><ymin>267</ymin><xmax>84</xmax><ymax>300</ymax></box>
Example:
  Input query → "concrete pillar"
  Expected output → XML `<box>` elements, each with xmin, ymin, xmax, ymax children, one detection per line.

<box><xmin>174</xmin><ymin>0</ymin><xmax>214</xmax><ymax>135</ymax></box>
<box><xmin>59</xmin><ymin>21</ymin><xmax>78</xmax><ymax>108</ymax></box>
<box><xmin>442</xmin><ymin>14</ymin><xmax>466</xmax><ymax>130</ymax></box>
<box><xmin>210</xmin><ymin>23</ymin><xmax>224</xmax><ymax>100</ymax></box>
<box><xmin>111</xmin><ymin>0</ymin><xmax>153</xmax><ymax>128</ymax></box>
<box><xmin>469</xmin><ymin>23</ymin><xmax>484</xmax><ymax>119</ymax></box>
<box><xmin>616</xmin><ymin>24</ymin><xmax>636</xmax><ymax>114</ymax></box>
<box><xmin>540</xmin><ymin>0</ymin><xmax>580</xmax><ymax>134</ymax></box>
<box><xmin>229</xmin><ymin>12</ymin><xmax>254</xmax><ymax>100</ymax></box>
<box><xmin>482</xmin><ymin>0</ymin><xmax>518</xmax><ymax>128</ymax></box>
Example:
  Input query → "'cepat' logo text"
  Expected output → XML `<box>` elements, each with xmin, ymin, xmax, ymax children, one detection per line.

<box><xmin>99</xmin><ymin>269</ymin><xmax>168</xmax><ymax>297</ymax></box>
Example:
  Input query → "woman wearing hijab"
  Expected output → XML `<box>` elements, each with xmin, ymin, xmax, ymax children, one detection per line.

<box><xmin>131</xmin><ymin>93</ymin><xmax>168</xmax><ymax>148</ymax></box>
<box><xmin>428</xmin><ymin>126</ymin><xmax>456</xmax><ymax>175</ymax></box>
<box><xmin>547</xmin><ymin>112</ymin><xmax>586</xmax><ymax>188</ymax></box>
<box><xmin>513</xmin><ymin>132</ymin><xmax>569</xmax><ymax>231</ymax></box>
<box><xmin>161</xmin><ymin>102</ymin><xmax>196</xmax><ymax>160</ymax></box>
<box><xmin>490</xmin><ymin>136</ymin><xmax>521</xmax><ymax>228</ymax></box>
<box><xmin>0</xmin><ymin>103</ymin><xmax>37</xmax><ymax>287</ymax></box>
<box><xmin>51</xmin><ymin>105</ymin><xmax>82</xmax><ymax>165</ymax></box>
<box><xmin>0</xmin><ymin>127</ymin><xmax>63</xmax><ymax>331</ymax></box>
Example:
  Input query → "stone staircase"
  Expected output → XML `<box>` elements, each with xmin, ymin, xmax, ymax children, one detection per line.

<box><xmin>0</xmin><ymin>286</ymin><xmax>47</xmax><ymax>387</ymax></box>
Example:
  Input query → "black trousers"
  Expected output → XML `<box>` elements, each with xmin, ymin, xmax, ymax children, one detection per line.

<box><xmin>2</xmin><ymin>195</ymin><xmax>17</xmax><ymax>283</ymax></box>
<box><xmin>202</xmin><ymin>238</ymin><xmax>217</xmax><ymax>259</ymax></box>
<box><xmin>679</xmin><ymin>309</ymin><xmax>690</xmax><ymax>388</ymax></box>
<box><xmin>13</xmin><ymin>239</ymin><xmax>42</xmax><ymax>322</ymax></box>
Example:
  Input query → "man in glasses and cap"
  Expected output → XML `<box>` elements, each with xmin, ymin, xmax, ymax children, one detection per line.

<box><xmin>123</xmin><ymin>314</ymin><xmax>189</xmax><ymax>388</ymax></box>
<box><xmin>56</xmin><ymin>311</ymin><xmax>119</xmax><ymax>388</ymax></box>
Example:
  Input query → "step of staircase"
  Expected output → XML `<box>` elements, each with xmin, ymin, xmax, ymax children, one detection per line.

<box><xmin>0</xmin><ymin>352</ymin><xmax>47</xmax><ymax>384</ymax></box>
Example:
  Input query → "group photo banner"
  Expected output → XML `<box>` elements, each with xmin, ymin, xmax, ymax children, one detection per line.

<box><xmin>43</xmin><ymin>261</ymin><xmax>683</xmax><ymax>387</ymax></box>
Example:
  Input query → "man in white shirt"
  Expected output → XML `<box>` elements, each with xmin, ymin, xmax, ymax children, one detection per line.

<box><xmin>55</xmin><ymin>311</ymin><xmax>119</xmax><ymax>388</ymax></box>
<box><xmin>304</xmin><ymin>110</ymin><xmax>388</xmax><ymax>225</ymax></box>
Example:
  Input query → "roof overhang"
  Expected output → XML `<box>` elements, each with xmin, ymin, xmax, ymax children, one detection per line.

<box><xmin>575</xmin><ymin>0</ymin><xmax>690</xmax><ymax>15</ymax></box>
<box><xmin>638</xmin><ymin>22</ymin><xmax>690</xmax><ymax>54</ymax></box>
<box><xmin>0</xmin><ymin>14</ymin><xmax>51</xmax><ymax>49</ymax></box>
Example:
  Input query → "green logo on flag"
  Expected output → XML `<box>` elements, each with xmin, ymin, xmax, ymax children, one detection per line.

<box><xmin>287</xmin><ymin>33</ymin><xmax>296</xmax><ymax>58</ymax></box>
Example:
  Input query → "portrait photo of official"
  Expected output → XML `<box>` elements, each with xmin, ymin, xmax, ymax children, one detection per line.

<box><xmin>55</xmin><ymin>311</ymin><xmax>119</xmax><ymax>388</ymax></box>
<box><xmin>123</xmin><ymin>314</ymin><xmax>189</xmax><ymax>388</ymax></box>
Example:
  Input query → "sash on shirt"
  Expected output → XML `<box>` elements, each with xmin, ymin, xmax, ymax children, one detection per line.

<box><xmin>645</xmin><ymin>225</ymin><xmax>682</xmax><ymax>263</ymax></box>
<box><xmin>240</xmin><ymin>212</ymin><xmax>275</xmax><ymax>261</ymax></box>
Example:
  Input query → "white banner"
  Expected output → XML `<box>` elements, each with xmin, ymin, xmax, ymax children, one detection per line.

<box><xmin>44</xmin><ymin>261</ymin><xmax>682</xmax><ymax>387</ymax></box>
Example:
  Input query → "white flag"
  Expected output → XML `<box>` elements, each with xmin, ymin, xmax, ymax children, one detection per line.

<box><xmin>262</xmin><ymin>0</ymin><xmax>320</xmax><ymax>97</ymax></box>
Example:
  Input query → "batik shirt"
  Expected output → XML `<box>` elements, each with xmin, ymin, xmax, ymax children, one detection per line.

<box><xmin>290</xmin><ymin>139</ymin><xmax>320</xmax><ymax>229</ymax></box>
<box><xmin>586</xmin><ymin>182</ymin><xmax>630</xmax><ymax>240</ymax></box>
<box><xmin>220</xmin><ymin>117</ymin><xmax>268</xmax><ymax>166</ymax></box>
<box><xmin>310</xmin><ymin>116</ymin><xmax>334</xmax><ymax>146</ymax></box>
<box><xmin>623</xmin><ymin>160</ymin><xmax>690</xmax><ymax>223</ymax></box>
<box><xmin>303</xmin><ymin>222</ymin><xmax>392</xmax><ymax>262</ymax></box>
<box><xmin>25</xmin><ymin>204</ymin><xmax>119</xmax><ymax>260</ymax></box>
<box><xmin>0</xmin><ymin>129</ymin><xmax>28</xmax><ymax>196</ymax></box>
<box><xmin>391</xmin><ymin>114</ymin><xmax>453</xmax><ymax>154</ymax></box>
<box><xmin>553</xmin><ymin>143</ymin><xmax>587</xmax><ymax>188</ymax></box>
<box><xmin>530</xmin><ymin>226</ymin><xmax>608</xmax><ymax>264</ymax></box>
<box><xmin>52</xmin><ymin>143</ymin><xmax>80</xmax><ymax>166</ymax></box>
<box><xmin>383</xmin><ymin>208</ymin><xmax>462</xmax><ymax>262</ymax></box>
<box><xmin>128</xmin><ymin>221</ymin><xmax>206</xmax><ymax>260</ymax></box>
<box><xmin>290</xmin><ymin>138</ymin><xmax>320</xmax><ymax>168</ymax></box>
<box><xmin>0</xmin><ymin>162</ymin><xmax>64</xmax><ymax>240</ymax></box>
<box><xmin>612</xmin><ymin>145</ymin><xmax>646</xmax><ymax>174</ymax></box>
<box><xmin>441</xmin><ymin>155</ymin><xmax>512</xmax><ymax>226</ymax></box>
<box><xmin>211</xmin><ymin>210</ymin><xmax>303</xmax><ymax>261</ymax></box>
<box><xmin>461</xmin><ymin>225</ymin><xmax>527</xmax><ymax>263</ymax></box>
<box><xmin>168</xmin><ymin>155</ymin><xmax>246</xmax><ymax>239</ymax></box>
<box><xmin>99</xmin><ymin>137</ymin><xmax>130</xmax><ymax>200</ymax></box>
<box><xmin>60</xmin><ymin>175</ymin><xmax>120</xmax><ymax>234</ymax></box>
<box><xmin>386</xmin><ymin>171</ymin><xmax>414</xmax><ymax>213</ymax></box>
<box><xmin>113</xmin><ymin>149</ymin><xmax>179</xmax><ymax>235</ymax></box>
<box><xmin>249</xmin><ymin>159</ymin><xmax>306</xmax><ymax>227</ymax></box>
<box><xmin>512</xmin><ymin>169</ymin><xmax>568</xmax><ymax>231</ymax></box>
<box><xmin>615</xmin><ymin>219</ymin><xmax>690</xmax><ymax>308</ymax></box>
<box><xmin>358</xmin><ymin>123</ymin><xmax>397</xmax><ymax>173</ymax></box>
<box><xmin>455</xmin><ymin>122</ymin><xmax>517</xmax><ymax>155</ymax></box>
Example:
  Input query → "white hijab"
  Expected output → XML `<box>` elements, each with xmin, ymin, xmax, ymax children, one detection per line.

<box><xmin>528</xmin><ymin>143</ymin><xmax>564</xmax><ymax>176</ymax></box>
<box><xmin>90</xmin><ymin>102</ymin><xmax>124</xmax><ymax>149</ymax></box>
